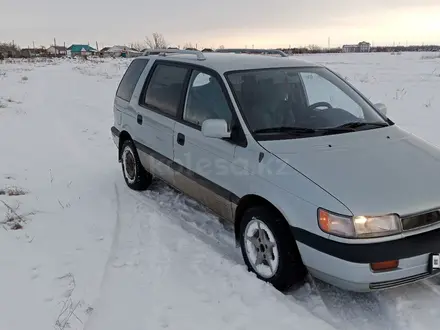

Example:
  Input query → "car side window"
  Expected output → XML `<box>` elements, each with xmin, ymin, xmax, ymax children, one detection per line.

<box><xmin>183</xmin><ymin>70</ymin><xmax>233</xmax><ymax>128</ymax></box>
<box><xmin>300</xmin><ymin>72</ymin><xmax>364</xmax><ymax>119</ymax></box>
<box><xmin>143</xmin><ymin>64</ymin><xmax>189</xmax><ymax>117</ymax></box>
<box><xmin>116</xmin><ymin>59</ymin><xmax>149</xmax><ymax>102</ymax></box>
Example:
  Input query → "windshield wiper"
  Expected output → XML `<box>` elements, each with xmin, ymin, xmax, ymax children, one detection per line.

<box><xmin>254</xmin><ymin>127</ymin><xmax>318</xmax><ymax>134</ymax></box>
<box><xmin>335</xmin><ymin>121</ymin><xmax>389</xmax><ymax>129</ymax></box>
<box><xmin>254</xmin><ymin>126</ymin><xmax>355</xmax><ymax>136</ymax></box>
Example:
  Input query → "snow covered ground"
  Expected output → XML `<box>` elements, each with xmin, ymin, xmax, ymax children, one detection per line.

<box><xmin>0</xmin><ymin>52</ymin><xmax>440</xmax><ymax>330</ymax></box>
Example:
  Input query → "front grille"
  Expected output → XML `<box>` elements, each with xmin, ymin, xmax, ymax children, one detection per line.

<box><xmin>401</xmin><ymin>209</ymin><xmax>440</xmax><ymax>231</ymax></box>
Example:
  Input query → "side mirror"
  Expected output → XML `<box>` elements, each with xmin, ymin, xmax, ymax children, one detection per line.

<box><xmin>374</xmin><ymin>103</ymin><xmax>387</xmax><ymax>116</ymax></box>
<box><xmin>201</xmin><ymin>119</ymin><xmax>231</xmax><ymax>139</ymax></box>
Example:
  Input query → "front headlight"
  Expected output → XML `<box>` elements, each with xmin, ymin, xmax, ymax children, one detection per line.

<box><xmin>318</xmin><ymin>208</ymin><xmax>401</xmax><ymax>238</ymax></box>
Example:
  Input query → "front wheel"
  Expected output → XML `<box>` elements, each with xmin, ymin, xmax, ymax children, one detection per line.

<box><xmin>239</xmin><ymin>206</ymin><xmax>307</xmax><ymax>291</ymax></box>
<box><xmin>120</xmin><ymin>139</ymin><xmax>152</xmax><ymax>191</ymax></box>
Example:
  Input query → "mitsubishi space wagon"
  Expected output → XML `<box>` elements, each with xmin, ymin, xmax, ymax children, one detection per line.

<box><xmin>111</xmin><ymin>48</ymin><xmax>440</xmax><ymax>292</ymax></box>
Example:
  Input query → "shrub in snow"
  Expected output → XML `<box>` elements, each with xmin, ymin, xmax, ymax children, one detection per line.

<box><xmin>0</xmin><ymin>185</ymin><xmax>27</xmax><ymax>196</ymax></box>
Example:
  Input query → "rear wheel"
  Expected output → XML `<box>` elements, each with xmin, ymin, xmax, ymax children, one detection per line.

<box><xmin>120</xmin><ymin>139</ymin><xmax>152</xmax><ymax>191</ymax></box>
<box><xmin>239</xmin><ymin>206</ymin><xmax>307</xmax><ymax>291</ymax></box>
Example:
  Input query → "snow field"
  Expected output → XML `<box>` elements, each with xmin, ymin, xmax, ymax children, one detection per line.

<box><xmin>0</xmin><ymin>52</ymin><xmax>440</xmax><ymax>330</ymax></box>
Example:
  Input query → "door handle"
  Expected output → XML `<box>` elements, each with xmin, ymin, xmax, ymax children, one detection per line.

<box><xmin>177</xmin><ymin>133</ymin><xmax>185</xmax><ymax>146</ymax></box>
<box><xmin>137</xmin><ymin>114</ymin><xmax>143</xmax><ymax>125</ymax></box>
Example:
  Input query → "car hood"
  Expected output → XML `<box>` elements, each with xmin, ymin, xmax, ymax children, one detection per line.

<box><xmin>259</xmin><ymin>125</ymin><xmax>440</xmax><ymax>216</ymax></box>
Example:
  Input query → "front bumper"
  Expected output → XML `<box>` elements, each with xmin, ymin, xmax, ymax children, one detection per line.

<box><xmin>292</xmin><ymin>226</ymin><xmax>440</xmax><ymax>292</ymax></box>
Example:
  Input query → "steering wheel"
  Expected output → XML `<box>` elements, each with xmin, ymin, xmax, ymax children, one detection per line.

<box><xmin>308</xmin><ymin>102</ymin><xmax>333</xmax><ymax>111</ymax></box>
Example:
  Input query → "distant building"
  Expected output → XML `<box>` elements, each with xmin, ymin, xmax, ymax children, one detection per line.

<box><xmin>358</xmin><ymin>41</ymin><xmax>371</xmax><ymax>52</ymax></box>
<box><xmin>99</xmin><ymin>47</ymin><xmax>111</xmax><ymax>55</ymax></box>
<box><xmin>67</xmin><ymin>44</ymin><xmax>97</xmax><ymax>57</ymax></box>
<box><xmin>342</xmin><ymin>45</ymin><xmax>357</xmax><ymax>52</ymax></box>
<box><xmin>47</xmin><ymin>46</ymin><xmax>67</xmax><ymax>56</ymax></box>
<box><xmin>342</xmin><ymin>41</ymin><xmax>371</xmax><ymax>53</ymax></box>
<box><xmin>100</xmin><ymin>45</ymin><xmax>142</xmax><ymax>58</ymax></box>
<box><xmin>20</xmin><ymin>48</ymin><xmax>45</xmax><ymax>58</ymax></box>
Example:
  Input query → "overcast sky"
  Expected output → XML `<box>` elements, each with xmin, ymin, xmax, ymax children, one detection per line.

<box><xmin>1</xmin><ymin>0</ymin><xmax>439</xmax><ymax>49</ymax></box>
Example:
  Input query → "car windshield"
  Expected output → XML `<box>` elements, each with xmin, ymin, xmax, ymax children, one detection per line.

<box><xmin>225</xmin><ymin>66</ymin><xmax>389</xmax><ymax>139</ymax></box>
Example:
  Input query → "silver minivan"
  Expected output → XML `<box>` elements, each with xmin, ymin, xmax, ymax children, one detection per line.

<box><xmin>111</xmin><ymin>49</ymin><xmax>440</xmax><ymax>292</ymax></box>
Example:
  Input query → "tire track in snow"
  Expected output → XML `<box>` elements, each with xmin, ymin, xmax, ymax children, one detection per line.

<box><xmin>83</xmin><ymin>183</ymin><xmax>122</xmax><ymax>330</ymax></box>
<box><xmin>101</xmin><ymin>183</ymin><xmax>123</xmax><ymax>281</ymax></box>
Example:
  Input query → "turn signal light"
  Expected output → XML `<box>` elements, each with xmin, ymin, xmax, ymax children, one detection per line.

<box><xmin>370</xmin><ymin>260</ymin><xmax>399</xmax><ymax>272</ymax></box>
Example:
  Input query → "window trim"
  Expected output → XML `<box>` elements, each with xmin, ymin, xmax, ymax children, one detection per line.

<box><xmin>178</xmin><ymin>64</ymin><xmax>248</xmax><ymax>147</ymax></box>
<box><xmin>138</xmin><ymin>60</ymin><xmax>191</xmax><ymax>120</ymax></box>
<box><xmin>181</xmin><ymin>69</ymin><xmax>234</xmax><ymax>131</ymax></box>
<box><xmin>139</xmin><ymin>59</ymin><xmax>248</xmax><ymax>148</ymax></box>
<box><xmin>296</xmin><ymin>70</ymin><xmax>313</xmax><ymax>107</ymax></box>
<box><xmin>115</xmin><ymin>58</ymin><xmax>149</xmax><ymax>102</ymax></box>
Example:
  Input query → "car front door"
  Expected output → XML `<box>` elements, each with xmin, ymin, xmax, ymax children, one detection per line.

<box><xmin>134</xmin><ymin>61</ymin><xmax>190</xmax><ymax>186</ymax></box>
<box><xmin>173</xmin><ymin>69</ymin><xmax>248</xmax><ymax>222</ymax></box>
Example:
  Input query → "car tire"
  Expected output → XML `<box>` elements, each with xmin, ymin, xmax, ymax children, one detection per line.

<box><xmin>120</xmin><ymin>139</ymin><xmax>152</xmax><ymax>191</ymax></box>
<box><xmin>239</xmin><ymin>206</ymin><xmax>307</xmax><ymax>292</ymax></box>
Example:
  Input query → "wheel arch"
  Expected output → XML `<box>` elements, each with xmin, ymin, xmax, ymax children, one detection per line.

<box><xmin>234</xmin><ymin>194</ymin><xmax>289</xmax><ymax>243</ymax></box>
<box><xmin>118</xmin><ymin>130</ymin><xmax>133</xmax><ymax>161</ymax></box>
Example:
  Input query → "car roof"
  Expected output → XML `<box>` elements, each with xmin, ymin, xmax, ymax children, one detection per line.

<box><xmin>138</xmin><ymin>52</ymin><xmax>320</xmax><ymax>73</ymax></box>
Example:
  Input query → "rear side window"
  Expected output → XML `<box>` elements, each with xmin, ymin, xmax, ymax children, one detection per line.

<box><xmin>142</xmin><ymin>64</ymin><xmax>189</xmax><ymax>117</ymax></box>
<box><xmin>116</xmin><ymin>59</ymin><xmax>149</xmax><ymax>102</ymax></box>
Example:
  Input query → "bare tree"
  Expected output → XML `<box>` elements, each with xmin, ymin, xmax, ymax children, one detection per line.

<box><xmin>307</xmin><ymin>44</ymin><xmax>322</xmax><ymax>51</ymax></box>
<box><xmin>0</xmin><ymin>42</ymin><xmax>20</xmax><ymax>58</ymax></box>
<box><xmin>145</xmin><ymin>33</ymin><xmax>168</xmax><ymax>49</ymax></box>
<box><xmin>0</xmin><ymin>42</ymin><xmax>20</xmax><ymax>51</ymax></box>
<box><xmin>129</xmin><ymin>42</ymin><xmax>145</xmax><ymax>51</ymax></box>
<box><xmin>218</xmin><ymin>45</ymin><xmax>225</xmax><ymax>49</ymax></box>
